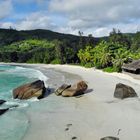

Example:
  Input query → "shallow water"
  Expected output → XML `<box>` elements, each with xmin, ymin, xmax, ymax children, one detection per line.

<box><xmin>0</xmin><ymin>65</ymin><xmax>48</xmax><ymax>140</ymax></box>
<box><xmin>0</xmin><ymin>65</ymin><xmax>48</xmax><ymax>100</ymax></box>
<box><xmin>0</xmin><ymin>64</ymin><xmax>81</xmax><ymax>140</ymax></box>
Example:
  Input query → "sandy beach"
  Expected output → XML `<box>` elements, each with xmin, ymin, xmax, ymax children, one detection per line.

<box><xmin>1</xmin><ymin>63</ymin><xmax>140</xmax><ymax>140</ymax></box>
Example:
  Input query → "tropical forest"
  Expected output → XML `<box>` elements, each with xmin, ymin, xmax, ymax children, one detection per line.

<box><xmin>0</xmin><ymin>28</ymin><xmax>140</xmax><ymax>72</ymax></box>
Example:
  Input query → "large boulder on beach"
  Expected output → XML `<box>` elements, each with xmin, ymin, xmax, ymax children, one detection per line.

<box><xmin>100</xmin><ymin>136</ymin><xmax>119</xmax><ymax>140</ymax></box>
<box><xmin>61</xmin><ymin>81</ymin><xmax>88</xmax><ymax>97</ymax></box>
<box><xmin>62</xmin><ymin>81</ymin><xmax>88</xmax><ymax>97</ymax></box>
<box><xmin>0</xmin><ymin>100</ymin><xmax>6</xmax><ymax>105</ymax></box>
<box><xmin>13</xmin><ymin>80</ymin><xmax>46</xmax><ymax>100</ymax></box>
<box><xmin>55</xmin><ymin>84</ymin><xmax>71</xmax><ymax>96</ymax></box>
<box><xmin>114</xmin><ymin>83</ymin><xmax>138</xmax><ymax>99</ymax></box>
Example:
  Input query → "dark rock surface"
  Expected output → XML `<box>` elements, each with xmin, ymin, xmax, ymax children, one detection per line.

<box><xmin>55</xmin><ymin>84</ymin><xmax>71</xmax><ymax>96</ymax></box>
<box><xmin>100</xmin><ymin>136</ymin><xmax>119</xmax><ymax>140</ymax></box>
<box><xmin>55</xmin><ymin>81</ymin><xmax>88</xmax><ymax>97</ymax></box>
<box><xmin>0</xmin><ymin>100</ymin><xmax>6</xmax><ymax>105</ymax></box>
<box><xmin>62</xmin><ymin>81</ymin><xmax>88</xmax><ymax>97</ymax></box>
<box><xmin>0</xmin><ymin>108</ymin><xmax>9</xmax><ymax>115</ymax></box>
<box><xmin>13</xmin><ymin>80</ymin><xmax>46</xmax><ymax>100</ymax></box>
<box><xmin>114</xmin><ymin>83</ymin><xmax>138</xmax><ymax>99</ymax></box>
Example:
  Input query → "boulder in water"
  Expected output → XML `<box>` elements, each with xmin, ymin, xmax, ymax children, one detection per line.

<box><xmin>13</xmin><ymin>80</ymin><xmax>46</xmax><ymax>100</ymax></box>
<box><xmin>114</xmin><ymin>83</ymin><xmax>138</xmax><ymax>99</ymax></box>
<box><xmin>0</xmin><ymin>108</ymin><xmax>9</xmax><ymax>115</ymax></box>
<box><xmin>0</xmin><ymin>100</ymin><xmax>6</xmax><ymax>105</ymax></box>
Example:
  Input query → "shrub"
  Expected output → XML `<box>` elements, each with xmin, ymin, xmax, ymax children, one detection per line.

<box><xmin>50</xmin><ymin>59</ymin><xmax>61</xmax><ymax>64</ymax></box>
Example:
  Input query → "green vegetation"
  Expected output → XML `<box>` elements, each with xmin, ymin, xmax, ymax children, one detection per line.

<box><xmin>0</xmin><ymin>28</ymin><xmax>140</xmax><ymax>72</ymax></box>
<box><xmin>0</xmin><ymin>39</ymin><xmax>80</xmax><ymax>64</ymax></box>
<box><xmin>0</xmin><ymin>39</ymin><xmax>55</xmax><ymax>63</ymax></box>
<box><xmin>78</xmin><ymin>29</ymin><xmax>140</xmax><ymax>72</ymax></box>
<box><xmin>0</xmin><ymin>28</ymin><xmax>97</xmax><ymax>64</ymax></box>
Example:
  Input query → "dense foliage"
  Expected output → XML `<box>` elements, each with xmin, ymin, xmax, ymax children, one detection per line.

<box><xmin>0</xmin><ymin>28</ymin><xmax>97</xmax><ymax>64</ymax></box>
<box><xmin>78</xmin><ymin>29</ymin><xmax>140</xmax><ymax>72</ymax></box>
<box><xmin>0</xmin><ymin>39</ymin><xmax>78</xmax><ymax>64</ymax></box>
<box><xmin>0</xmin><ymin>28</ymin><xmax>140</xmax><ymax>72</ymax></box>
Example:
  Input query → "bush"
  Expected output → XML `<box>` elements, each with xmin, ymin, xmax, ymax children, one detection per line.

<box><xmin>103</xmin><ymin>67</ymin><xmax>118</xmax><ymax>72</ymax></box>
<box><xmin>84</xmin><ymin>62</ymin><xmax>93</xmax><ymax>68</ymax></box>
<box><xmin>50</xmin><ymin>59</ymin><xmax>61</xmax><ymax>64</ymax></box>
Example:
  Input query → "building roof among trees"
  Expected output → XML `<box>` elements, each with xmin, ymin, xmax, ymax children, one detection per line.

<box><xmin>122</xmin><ymin>60</ymin><xmax>140</xmax><ymax>72</ymax></box>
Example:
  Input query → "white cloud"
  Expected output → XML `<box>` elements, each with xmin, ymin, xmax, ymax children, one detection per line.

<box><xmin>1</xmin><ymin>0</ymin><xmax>140</xmax><ymax>37</ymax></box>
<box><xmin>1</xmin><ymin>12</ymin><xmax>56</xmax><ymax>31</ymax></box>
<box><xmin>0</xmin><ymin>22</ymin><xmax>14</xmax><ymax>29</ymax></box>
<box><xmin>49</xmin><ymin>0</ymin><xmax>140</xmax><ymax>24</ymax></box>
<box><xmin>0</xmin><ymin>0</ymin><xmax>13</xmax><ymax>19</ymax></box>
<box><xmin>48</xmin><ymin>0</ymin><xmax>140</xmax><ymax>36</ymax></box>
<box><xmin>82</xmin><ymin>23</ymin><xmax>140</xmax><ymax>37</ymax></box>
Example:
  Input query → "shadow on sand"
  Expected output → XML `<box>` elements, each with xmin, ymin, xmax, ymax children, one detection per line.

<box><xmin>74</xmin><ymin>88</ymin><xmax>94</xmax><ymax>98</ymax></box>
<box><xmin>42</xmin><ymin>88</ymin><xmax>56</xmax><ymax>98</ymax></box>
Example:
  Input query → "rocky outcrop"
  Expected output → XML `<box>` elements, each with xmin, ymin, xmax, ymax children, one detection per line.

<box><xmin>0</xmin><ymin>100</ymin><xmax>6</xmax><ymax>105</ymax></box>
<box><xmin>13</xmin><ymin>80</ymin><xmax>46</xmax><ymax>100</ymax></box>
<box><xmin>0</xmin><ymin>108</ymin><xmax>9</xmax><ymax>115</ymax></box>
<box><xmin>100</xmin><ymin>136</ymin><xmax>119</xmax><ymax>140</ymax></box>
<box><xmin>114</xmin><ymin>83</ymin><xmax>138</xmax><ymax>99</ymax></box>
<box><xmin>55</xmin><ymin>81</ymin><xmax>88</xmax><ymax>97</ymax></box>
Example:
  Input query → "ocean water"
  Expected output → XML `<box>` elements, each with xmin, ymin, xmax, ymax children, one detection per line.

<box><xmin>0</xmin><ymin>65</ymin><xmax>48</xmax><ymax>140</ymax></box>
<box><xmin>0</xmin><ymin>64</ymin><xmax>81</xmax><ymax>140</ymax></box>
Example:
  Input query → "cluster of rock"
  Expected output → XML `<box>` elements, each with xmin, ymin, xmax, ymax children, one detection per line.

<box><xmin>1</xmin><ymin>79</ymin><xmax>136</xmax><ymax>103</ymax></box>
<box><xmin>54</xmin><ymin>81</ymin><xmax>137</xmax><ymax>99</ymax></box>
<box><xmin>12</xmin><ymin>80</ymin><xmax>88</xmax><ymax>99</ymax></box>
<box><xmin>55</xmin><ymin>81</ymin><xmax>88</xmax><ymax>97</ymax></box>
<box><xmin>0</xmin><ymin>80</ymin><xmax>88</xmax><ymax>116</ymax></box>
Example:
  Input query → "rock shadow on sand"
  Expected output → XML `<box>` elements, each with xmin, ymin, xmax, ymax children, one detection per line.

<box><xmin>42</xmin><ymin>87</ymin><xmax>55</xmax><ymax>98</ymax></box>
<box><xmin>84</xmin><ymin>88</ymin><xmax>94</xmax><ymax>94</ymax></box>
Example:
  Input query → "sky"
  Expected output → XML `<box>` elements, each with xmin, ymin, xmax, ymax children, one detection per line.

<box><xmin>0</xmin><ymin>0</ymin><xmax>140</xmax><ymax>37</ymax></box>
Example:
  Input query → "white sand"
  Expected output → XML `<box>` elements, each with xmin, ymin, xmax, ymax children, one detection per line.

<box><xmin>2</xmin><ymin>63</ymin><xmax>140</xmax><ymax>140</ymax></box>
<box><xmin>20</xmin><ymin>64</ymin><xmax>140</xmax><ymax>140</ymax></box>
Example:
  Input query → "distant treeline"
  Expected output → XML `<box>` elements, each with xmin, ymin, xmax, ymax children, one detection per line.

<box><xmin>0</xmin><ymin>28</ymin><xmax>140</xmax><ymax>72</ymax></box>
<box><xmin>0</xmin><ymin>28</ymin><xmax>100</xmax><ymax>64</ymax></box>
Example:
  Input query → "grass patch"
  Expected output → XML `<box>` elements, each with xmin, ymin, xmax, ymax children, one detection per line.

<box><xmin>103</xmin><ymin>67</ymin><xmax>118</xmax><ymax>73</ymax></box>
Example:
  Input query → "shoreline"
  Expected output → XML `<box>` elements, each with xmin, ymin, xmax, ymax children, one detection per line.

<box><xmin>1</xmin><ymin>62</ymin><xmax>140</xmax><ymax>85</ymax></box>
<box><xmin>1</xmin><ymin>63</ymin><xmax>140</xmax><ymax>140</ymax></box>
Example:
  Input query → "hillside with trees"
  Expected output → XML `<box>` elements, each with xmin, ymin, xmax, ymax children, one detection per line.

<box><xmin>0</xmin><ymin>28</ymin><xmax>140</xmax><ymax>72</ymax></box>
<box><xmin>0</xmin><ymin>28</ymin><xmax>99</xmax><ymax>63</ymax></box>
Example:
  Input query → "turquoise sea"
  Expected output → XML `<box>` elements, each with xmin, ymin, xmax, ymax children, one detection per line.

<box><xmin>0</xmin><ymin>65</ymin><xmax>48</xmax><ymax>140</ymax></box>
<box><xmin>0</xmin><ymin>64</ymin><xmax>81</xmax><ymax>140</ymax></box>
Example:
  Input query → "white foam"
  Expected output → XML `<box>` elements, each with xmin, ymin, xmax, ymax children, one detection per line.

<box><xmin>5</xmin><ymin>101</ymin><xmax>29</xmax><ymax>108</ymax></box>
<box><xmin>18</xmin><ymin>103</ymin><xmax>29</xmax><ymax>108</ymax></box>
<box><xmin>27</xmin><ymin>97</ymin><xmax>39</xmax><ymax>102</ymax></box>
<box><xmin>34</xmin><ymin>69</ymin><xmax>48</xmax><ymax>87</ymax></box>
<box><xmin>8</xmin><ymin>66</ymin><xmax>48</xmax><ymax>87</ymax></box>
